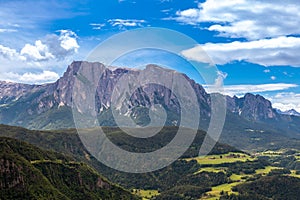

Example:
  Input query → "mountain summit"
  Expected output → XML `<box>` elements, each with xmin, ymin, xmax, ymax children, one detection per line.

<box><xmin>0</xmin><ymin>61</ymin><xmax>299</xmax><ymax>150</ymax></box>
<box><xmin>0</xmin><ymin>61</ymin><xmax>279</xmax><ymax>128</ymax></box>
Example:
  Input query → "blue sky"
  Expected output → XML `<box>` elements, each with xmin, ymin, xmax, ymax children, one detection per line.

<box><xmin>0</xmin><ymin>0</ymin><xmax>300</xmax><ymax>112</ymax></box>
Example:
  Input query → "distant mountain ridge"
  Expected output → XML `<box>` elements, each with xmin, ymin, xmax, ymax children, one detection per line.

<box><xmin>0</xmin><ymin>61</ymin><xmax>280</xmax><ymax>124</ymax></box>
<box><xmin>0</xmin><ymin>61</ymin><xmax>300</xmax><ymax>150</ymax></box>
<box><xmin>276</xmin><ymin>108</ymin><xmax>300</xmax><ymax>116</ymax></box>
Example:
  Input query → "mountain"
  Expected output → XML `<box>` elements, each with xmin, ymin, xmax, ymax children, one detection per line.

<box><xmin>0</xmin><ymin>61</ymin><xmax>285</xmax><ymax>127</ymax></box>
<box><xmin>276</xmin><ymin>108</ymin><xmax>300</xmax><ymax>117</ymax></box>
<box><xmin>0</xmin><ymin>61</ymin><xmax>210</xmax><ymax>129</ymax></box>
<box><xmin>0</xmin><ymin>136</ymin><xmax>138</xmax><ymax>200</ymax></box>
<box><xmin>226</xmin><ymin>93</ymin><xmax>278</xmax><ymax>121</ymax></box>
<box><xmin>0</xmin><ymin>61</ymin><xmax>300</xmax><ymax>151</ymax></box>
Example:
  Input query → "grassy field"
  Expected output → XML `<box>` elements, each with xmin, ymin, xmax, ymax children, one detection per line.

<box><xmin>202</xmin><ymin>182</ymin><xmax>240</xmax><ymax>200</ymax></box>
<box><xmin>132</xmin><ymin>189</ymin><xmax>159</xmax><ymax>200</ymax></box>
<box><xmin>255</xmin><ymin>166</ymin><xmax>282</xmax><ymax>175</ymax></box>
<box><xmin>194</xmin><ymin>167</ymin><xmax>227</xmax><ymax>174</ymax></box>
<box><xmin>186</xmin><ymin>152</ymin><xmax>255</xmax><ymax>165</ymax></box>
<box><xmin>229</xmin><ymin>174</ymin><xmax>250</xmax><ymax>181</ymax></box>
<box><xmin>132</xmin><ymin>151</ymin><xmax>300</xmax><ymax>200</ymax></box>
<box><xmin>290</xmin><ymin>170</ymin><xmax>300</xmax><ymax>178</ymax></box>
<box><xmin>257</xmin><ymin>150</ymin><xmax>284</xmax><ymax>157</ymax></box>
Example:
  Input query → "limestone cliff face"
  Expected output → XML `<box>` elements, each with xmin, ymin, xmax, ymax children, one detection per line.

<box><xmin>227</xmin><ymin>93</ymin><xmax>278</xmax><ymax>121</ymax></box>
<box><xmin>0</xmin><ymin>61</ymin><xmax>284</xmax><ymax>129</ymax></box>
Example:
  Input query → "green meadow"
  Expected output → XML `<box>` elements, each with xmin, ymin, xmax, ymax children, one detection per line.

<box><xmin>185</xmin><ymin>152</ymin><xmax>255</xmax><ymax>165</ymax></box>
<box><xmin>132</xmin><ymin>189</ymin><xmax>160</xmax><ymax>200</ymax></box>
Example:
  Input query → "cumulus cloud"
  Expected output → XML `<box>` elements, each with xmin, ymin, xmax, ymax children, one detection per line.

<box><xmin>175</xmin><ymin>0</ymin><xmax>300</xmax><ymax>40</ymax></box>
<box><xmin>108</xmin><ymin>19</ymin><xmax>146</xmax><ymax>29</ymax></box>
<box><xmin>42</xmin><ymin>30</ymin><xmax>79</xmax><ymax>61</ymax></box>
<box><xmin>21</xmin><ymin>40</ymin><xmax>54</xmax><ymax>61</ymax></box>
<box><xmin>0</xmin><ymin>30</ymin><xmax>79</xmax><ymax>64</ymax></box>
<box><xmin>0</xmin><ymin>45</ymin><xmax>24</xmax><ymax>60</ymax></box>
<box><xmin>205</xmin><ymin>83</ymin><xmax>298</xmax><ymax>96</ymax></box>
<box><xmin>0</xmin><ymin>30</ymin><xmax>79</xmax><ymax>84</ymax></box>
<box><xmin>181</xmin><ymin>36</ymin><xmax>300</xmax><ymax>67</ymax></box>
<box><xmin>1</xmin><ymin>70</ymin><xmax>60</xmax><ymax>84</ymax></box>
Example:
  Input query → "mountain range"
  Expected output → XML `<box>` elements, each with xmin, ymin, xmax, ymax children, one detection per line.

<box><xmin>0</xmin><ymin>61</ymin><xmax>300</xmax><ymax>151</ymax></box>
<box><xmin>1</xmin><ymin>61</ymin><xmax>300</xmax><ymax>199</ymax></box>
<box><xmin>276</xmin><ymin>108</ymin><xmax>300</xmax><ymax>117</ymax></box>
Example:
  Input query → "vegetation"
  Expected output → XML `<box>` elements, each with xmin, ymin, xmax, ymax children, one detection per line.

<box><xmin>1</xmin><ymin>124</ymin><xmax>300</xmax><ymax>199</ymax></box>
<box><xmin>132</xmin><ymin>189</ymin><xmax>160</xmax><ymax>200</ymax></box>
<box><xmin>185</xmin><ymin>153</ymin><xmax>255</xmax><ymax>165</ymax></box>
<box><xmin>0</xmin><ymin>137</ymin><xmax>138</xmax><ymax>200</ymax></box>
<box><xmin>225</xmin><ymin>176</ymin><xmax>300</xmax><ymax>200</ymax></box>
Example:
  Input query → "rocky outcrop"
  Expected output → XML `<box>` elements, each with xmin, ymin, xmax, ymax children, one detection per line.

<box><xmin>0</xmin><ymin>61</ymin><xmax>292</xmax><ymax>129</ymax></box>
<box><xmin>227</xmin><ymin>93</ymin><xmax>278</xmax><ymax>121</ymax></box>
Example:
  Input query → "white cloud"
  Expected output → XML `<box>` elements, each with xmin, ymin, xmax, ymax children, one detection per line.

<box><xmin>21</xmin><ymin>40</ymin><xmax>54</xmax><ymax>61</ymax></box>
<box><xmin>0</xmin><ymin>30</ymin><xmax>79</xmax><ymax>64</ymax></box>
<box><xmin>269</xmin><ymin>92</ymin><xmax>300</xmax><ymax>113</ymax></box>
<box><xmin>215</xmin><ymin>71</ymin><xmax>227</xmax><ymax>87</ymax></box>
<box><xmin>0</xmin><ymin>45</ymin><xmax>24</xmax><ymax>60</ymax></box>
<box><xmin>90</xmin><ymin>23</ymin><xmax>105</xmax><ymax>30</ymax></box>
<box><xmin>1</xmin><ymin>71</ymin><xmax>60</xmax><ymax>84</ymax></box>
<box><xmin>181</xmin><ymin>36</ymin><xmax>300</xmax><ymax>67</ymax></box>
<box><xmin>59</xmin><ymin>30</ymin><xmax>79</xmax><ymax>51</ymax></box>
<box><xmin>108</xmin><ymin>19</ymin><xmax>146</xmax><ymax>28</ymax></box>
<box><xmin>0</xmin><ymin>30</ymin><xmax>79</xmax><ymax>84</ymax></box>
<box><xmin>205</xmin><ymin>83</ymin><xmax>298</xmax><ymax>96</ymax></box>
<box><xmin>270</xmin><ymin>76</ymin><xmax>276</xmax><ymax>80</ymax></box>
<box><xmin>175</xmin><ymin>0</ymin><xmax>300</xmax><ymax>40</ymax></box>
<box><xmin>0</xmin><ymin>28</ymin><xmax>17</xmax><ymax>33</ymax></box>
<box><xmin>264</xmin><ymin>69</ymin><xmax>270</xmax><ymax>73</ymax></box>
<box><xmin>273</xmin><ymin>103</ymin><xmax>300</xmax><ymax>113</ymax></box>
<box><xmin>205</xmin><ymin>82</ymin><xmax>300</xmax><ymax>113</ymax></box>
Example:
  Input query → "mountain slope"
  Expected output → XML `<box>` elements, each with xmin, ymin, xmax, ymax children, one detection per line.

<box><xmin>0</xmin><ymin>61</ymin><xmax>300</xmax><ymax>150</ymax></box>
<box><xmin>228</xmin><ymin>176</ymin><xmax>300</xmax><ymax>200</ymax></box>
<box><xmin>0</xmin><ymin>137</ymin><xmax>138</xmax><ymax>200</ymax></box>
<box><xmin>1</xmin><ymin>125</ymin><xmax>299</xmax><ymax>199</ymax></box>
<box><xmin>0</xmin><ymin>124</ymin><xmax>240</xmax><ymax>190</ymax></box>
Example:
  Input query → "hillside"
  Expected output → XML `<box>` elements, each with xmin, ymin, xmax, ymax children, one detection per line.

<box><xmin>1</xmin><ymin>124</ymin><xmax>300</xmax><ymax>199</ymax></box>
<box><xmin>1</xmin><ymin>61</ymin><xmax>300</xmax><ymax>152</ymax></box>
<box><xmin>0</xmin><ymin>137</ymin><xmax>138</xmax><ymax>200</ymax></box>
<box><xmin>226</xmin><ymin>176</ymin><xmax>300</xmax><ymax>200</ymax></box>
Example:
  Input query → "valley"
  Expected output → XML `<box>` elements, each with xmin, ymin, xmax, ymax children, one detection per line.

<box><xmin>0</xmin><ymin>124</ymin><xmax>300</xmax><ymax>199</ymax></box>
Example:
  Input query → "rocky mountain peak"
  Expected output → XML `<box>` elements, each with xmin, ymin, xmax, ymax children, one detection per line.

<box><xmin>227</xmin><ymin>93</ymin><xmax>278</xmax><ymax>121</ymax></box>
<box><xmin>0</xmin><ymin>61</ymin><xmax>291</xmax><ymax>129</ymax></box>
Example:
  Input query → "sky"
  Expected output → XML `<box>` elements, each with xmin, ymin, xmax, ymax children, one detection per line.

<box><xmin>0</xmin><ymin>0</ymin><xmax>300</xmax><ymax>112</ymax></box>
